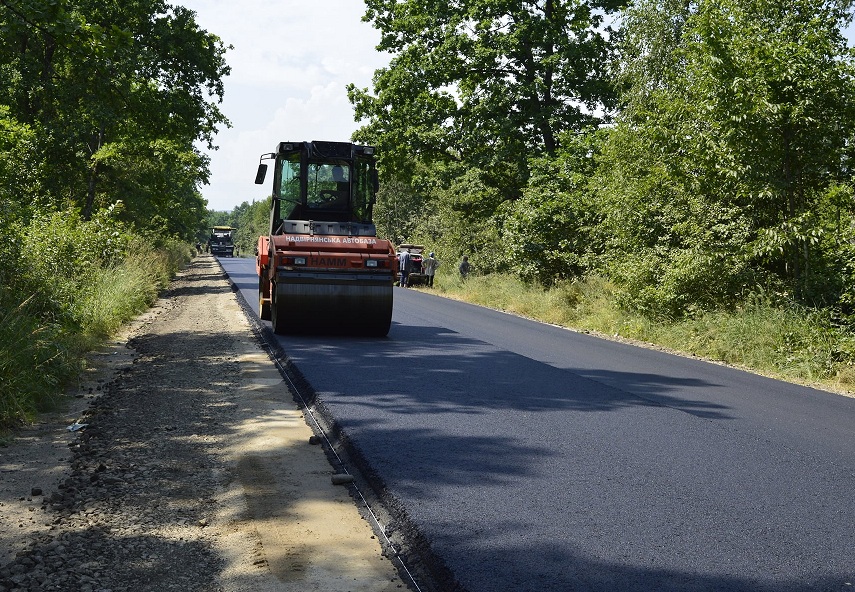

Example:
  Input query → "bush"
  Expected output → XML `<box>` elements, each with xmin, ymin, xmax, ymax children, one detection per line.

<box><xmin>503</xmin><ymin>130</ymin><xmax>605</xmax><ymax>286</ymax></box>
<box><xmin>608</xmin><ymin>247</ymin><xmax>760</xmax><ymax>319</ymax></box>
<box><xmin>0</xmin><ymin>207</ymin><xmax>192</xmax><ymax>430</ymax></box>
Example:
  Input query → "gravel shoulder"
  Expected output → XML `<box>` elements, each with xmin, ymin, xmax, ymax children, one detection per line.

<box><xmin>0</xmin><ymin>255</ymin><xmax>406</xmax><ymax>592</ymax></box>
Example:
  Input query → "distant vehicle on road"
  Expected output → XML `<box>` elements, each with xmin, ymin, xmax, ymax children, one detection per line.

<box><xmin>397</xmin><ymin>244</ymin><xmax>427</xmax><ymax>287</ymax></box>
<box><xmin>208</xmin><ymin>226</ymin><xmax>235</xmax><ymax>257</ymax></box>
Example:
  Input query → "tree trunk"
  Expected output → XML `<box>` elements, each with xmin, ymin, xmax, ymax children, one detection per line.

<box><xmin>83</xmin><ymin>128</ymin><xmax>104</xmax><ymax>220</ymax></box>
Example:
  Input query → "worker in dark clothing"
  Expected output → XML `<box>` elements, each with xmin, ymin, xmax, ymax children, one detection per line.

<box><xmin>398</xmin><ymin>250</ymin><xmax>411</xmax><ymax>287</ymax></box>
<box><xmin>459</xmin><ymin>255</ymin><xmax>470</xmax><ymax>279</ymax></box>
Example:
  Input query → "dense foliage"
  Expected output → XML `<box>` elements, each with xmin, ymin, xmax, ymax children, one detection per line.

<box><xmin>0</xmin><ymin>0</ymin><xmax>228</xmax><ymax>235</ymax></box>
<box><xmin>0</xmin><ymin>0</ymin><xmax>229</xmax><ymax>427</ymax></box>
<box><xmin>600</xmin><ymin>0</ymin><xmax>855</xmax><ymax>317</ymax></box>
<box><xmin>349</xmin><ymin>0</ymin><xmax>621</xmax><ymax>200</ymax></box>
<box><xmin>351</xmin><ymin>0</ymin><xmax>855</xmax><ymax>328</ymax></box>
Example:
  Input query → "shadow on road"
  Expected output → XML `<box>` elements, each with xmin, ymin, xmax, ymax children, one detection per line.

<box><xmin>285</xmin><ymin>323</ymin><xmax>732</xmax><ymax>420</ymax></box>
<box><xmin>269</xmin><ymin>324</ymin><xmax>853</xmax><ymax>592</ymax></box>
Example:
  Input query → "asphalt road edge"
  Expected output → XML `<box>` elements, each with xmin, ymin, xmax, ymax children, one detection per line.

<box><xmin>220</xmin><ymin>260</ymin><xmax>465</xmax><ymax>592</ymax></box>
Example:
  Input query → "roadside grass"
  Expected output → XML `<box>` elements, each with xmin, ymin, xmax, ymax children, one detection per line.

<box><xmin>427</xmin><ymin>271</ymin><xmax>855</xmax><ymax>395</ymax></box>
<box><xmin>0</xmin><ymin>239</ymin><xmax>191</xmax><ymax>430</ymax></box>
<box><xmin>73</xmin><ymin>240</ymin><xmax>188</xmax><ymax>343</ymax></box>
<box><xmin>0</xmin><ymin>298</ymin><xmax>76</xmax><ymax>429</ymax></box>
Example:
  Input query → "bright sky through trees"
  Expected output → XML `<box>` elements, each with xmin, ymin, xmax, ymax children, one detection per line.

<box><xmin>180</xmin><ymin>0</ymin><xmax>391</xmax><ymax>211</ymax></box>
<box><xmin>183</xmin><ymin>0</ymin><xmax>855</xmax><ymax>212</ymax></box>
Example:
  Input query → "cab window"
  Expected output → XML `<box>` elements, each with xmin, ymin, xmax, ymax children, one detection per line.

<box><xmin>278</xmin><ymin>153</ymin><xmax>301</xmax><ymax>218</ymax></box>
<box><xmin>353</xmin><ymin>157</ymin><xmax>375</xmax><ymax>222</ymax></box>
<box><xmin>307</xmin><ymin>162</ymin><xmax>349</xmax><ymax>209</ymax></box>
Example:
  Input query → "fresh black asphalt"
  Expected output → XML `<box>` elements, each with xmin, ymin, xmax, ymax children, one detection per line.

<box><xmin>219</xmin><ymin>257</ymin><xmax>855</xmax><ymax>592</ymax></box>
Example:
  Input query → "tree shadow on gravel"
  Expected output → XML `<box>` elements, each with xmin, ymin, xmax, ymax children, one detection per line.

<box><xmin>164</xmin><ymin>282</ymin><xmax>236</xmax><ymax>298</ymax></box>
<box><xmin>0</xmin><ymin>331</ymin><xmax>270</xmax><ymax>591</ymax></box>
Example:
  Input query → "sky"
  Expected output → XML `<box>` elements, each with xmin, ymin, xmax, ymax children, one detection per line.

<box><xmin>180</xmin><ymin>1</ymin><xmax>855</xmax><ymax>213</ymax></box>
<box><xmin>177</xmin><ymin>0</ymin><xmax>391</xmax><ymax>212</ymax></box>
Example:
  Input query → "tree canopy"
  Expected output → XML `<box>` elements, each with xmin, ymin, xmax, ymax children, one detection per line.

<box><xmin>0</xmin><ymin>0</ymin><xmax>230</xmax><ymax>239</ymax></box>
<box><xmin>598</xmin><ymin>0</ymin><xmax>855</xmax><ymax>315</ymax></box>
<box><xmin>351</xmin><ymin>0</ymin><xmax>855</xmax><ymax>319</ymax></box>
<box><xmin>349</xmin><ymin>0</ymin><xmax>623</xmax><ymax>199</ymax></box>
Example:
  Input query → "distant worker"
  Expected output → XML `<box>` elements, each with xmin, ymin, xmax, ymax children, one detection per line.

<box><xmin>423</xmin><ymin>252</ymin><xmax>439</xmax><ymax>287</ymax></box>
<box><xmin>459</xmin><ymin>255</ymin><xmax>470</xmax><ymax>279</ymax></box>
<box><xmin>195</xmin><ymin>242</ymin><xmax>202</xmax><ymax>255</ymax></box>
<box><xmin>398</xmin><ymin>249</ymin><xmax>411</xmax><ymax>287</ymax></box>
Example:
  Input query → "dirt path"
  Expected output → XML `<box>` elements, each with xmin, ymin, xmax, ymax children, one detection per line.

<box><xmin>0</xmin><ymin>255</ymin><xmax>406</xmax><ymax>592</ymax></box>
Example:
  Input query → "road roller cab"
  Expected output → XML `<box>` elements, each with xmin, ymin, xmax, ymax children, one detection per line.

<box><xmin>255</xmin><ymin>141</ymin><xmax>397</xmax><ymax>335</ymax></box>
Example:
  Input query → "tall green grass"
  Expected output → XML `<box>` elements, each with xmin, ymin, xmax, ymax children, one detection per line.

<box><xmin>0</xmin><ymin>298</ymin><xmax>76</xmax><ymax>426</ymax></box>
<box><xmin>72</xmin><ymin>240</ymin><xmax>188</xmax><ymax>342</ymax></box>
<box><xmin>428</xmin><ymin>271</ymin><xmax>855</xmax><ymax>394</ymax></box>
<box><xmin>0</xmin><ymin>238</ymin><xmax>191</xmax><ymax>429</ymax></box>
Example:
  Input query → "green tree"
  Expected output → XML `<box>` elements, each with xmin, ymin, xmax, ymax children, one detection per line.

<box><xmin>686</xmin><ymin>0</ymin><xmax>855</xmax><ymax>294</ymax></box>
<box><xmin>599</xmin><ymin>0</ymin><xmax>855</xmax><ymax>316</ymax></box>
<box><xmin>232</xmin><ymin>199</ymin><xmax>271</xmax><ymax>255</ymax></box>
<box><xmin>349</xmin><ymin>0</ymin><xmax>624</xmax><ymax>199</ymax></box>
<box><xmin>415</xmin><ymin>161</ymin><xmax>506</xmax><ymax>273</ymax></box>
<box><xmin>503</xmin><ymin>128</ymin><xmax>605</xmax><ymax>285</ymax></box>
<box><xmin>350</xmin><ymin>0</ymin><xmax>625</xmax><ymax>276</ymax></box>
<box><xmin>373</xmin><ymin>174</ymin><xmax>427</xmax><ymax>245</ymax></box>
<box><xmin>612</xmin><ymin>0</ymin><xmax>693</xmax><ymax>116</ymax></box>
<box><xmin>0</xmin><ymin>0</ymin><xmax>230</xmax><ymax>230</ymax></box>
